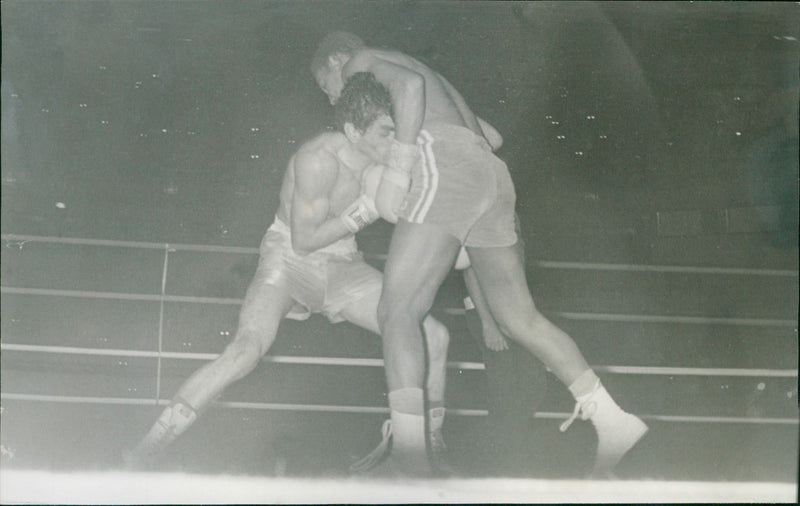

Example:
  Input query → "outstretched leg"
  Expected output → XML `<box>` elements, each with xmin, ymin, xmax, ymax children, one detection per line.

<box><xmin>466</xmin><ymin>243</ymin><xmax>647</xmax><ymax>477</ymax></box>
<box><xmin>125</xmin><ymin>278</ymin><xmax>295</xmax><ymax>467</ymax></box>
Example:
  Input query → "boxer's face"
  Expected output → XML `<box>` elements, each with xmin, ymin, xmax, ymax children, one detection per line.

<box><xmin>352</xmin><ymin>113</ymin><xmax>395</xmax><ymax>163</ymax></box>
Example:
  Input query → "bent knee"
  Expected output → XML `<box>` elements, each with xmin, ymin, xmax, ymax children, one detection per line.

<box><xmin>377</xmin><ymin>296</ymin><xmax>429</xmax><ymax>330</ymax></box>
<box><xmin>496</xmin><ymin>308</ymin><xmax>550</xmax><ymax>343</ymax></box>
<box><xmin>222</xmin><ymin>331</ymin><xmax>268</xmax><ymax>376</ymax></box>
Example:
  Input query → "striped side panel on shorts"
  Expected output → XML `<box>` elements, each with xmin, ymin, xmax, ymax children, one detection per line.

<box><xmin>407</xmin><ymin>130</ymin><xmax>439</xmax><ymax>224</ymax></box>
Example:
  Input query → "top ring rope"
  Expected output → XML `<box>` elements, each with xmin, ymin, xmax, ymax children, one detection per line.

<box><xmin>1</xmin><ymin>234</ymin><xmax>258</xmax><ymax>254</ymax></box>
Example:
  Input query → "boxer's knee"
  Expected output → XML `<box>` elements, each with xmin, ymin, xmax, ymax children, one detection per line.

<box><xmin>496</xmin><ymin>306</ymin><xmax>551</xmax><ymax>348</ymax></box>
<box><xmin>379</xmin><ymin>298</ymin><xmax>429</xmax><ymax>336</ymax></box>
<box><xmin>223</xmin><ymin>328</ymin><xmax>269</xmax><ymax>380</ymax></box>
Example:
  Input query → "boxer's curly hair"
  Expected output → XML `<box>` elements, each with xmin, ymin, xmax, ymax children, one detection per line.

<box><xmin>310</xmin><ymin>31</ymin><xmax>365</xmax><ymax>75</ymax></box>
<box><xmin>334</xmin><ymin>72</ymin><xmax>393</xmax><ymax>133</ymax></box>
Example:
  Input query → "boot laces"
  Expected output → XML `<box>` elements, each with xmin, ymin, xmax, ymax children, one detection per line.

<box><xmin>559</xmin><ymin>399</ymin><xmax>598</xmax><ymax>433</ymax></box>
<box><xmin>429</xmin><ymin>428</ymin><xmax>446</xmax><ymax>454</ymax></box>
<box><xmin>349</xmin><ymin>419</ymin><xmax>392</xmax><ymax>474</ymax></box>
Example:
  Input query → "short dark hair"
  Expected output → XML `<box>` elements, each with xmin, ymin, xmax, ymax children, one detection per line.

<box><xmin>334</xmin><ymin>72</ymin><xmax>393</xmax><ymax>132</ymax></box>
<box><xmin>310</xmin><ymin>31</ymin><xmax>365</xmax><ymax>75</ymax></box>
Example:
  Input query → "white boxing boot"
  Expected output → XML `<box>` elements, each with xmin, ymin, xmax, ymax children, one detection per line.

<box><xmin>123</xmin><ymin>399</ymin><xmax>197</xmax><ymax>468</ymax></box>
<box><xmin>427</xmin><ymin>407</ymin><xmax>455</xmax><ymax>476</ymax></box>
<box><xmin>562</xmin><ymin>374</ymin><xmax>648</xmax><ymax>478</ymax></box>
<box><xmin>350</xmin><ymin>389</ymin><xmax>433</xmax><ymax>478</ymax></box>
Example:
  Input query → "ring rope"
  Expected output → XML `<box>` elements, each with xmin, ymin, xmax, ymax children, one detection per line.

<box><xmin>553</xmin><ymin>312</ymin><xmax>796</xmax><ymax>328</ymax></box>
<box><xmin>2</xmin><ymin>234</ymin><xmax>259</xmax><ymax>254</ymax></box>
<box><xmin>536</xmin><ymin>260</ymin><xmax>799</xmax><ymax>277</ymax></box>
<box><xmin>4</xmin><ymin>234</ymin><xmax>796</xmax><ymax>428</ymax></box>
<box><xmin>1</xmin><ymin>393</ymin><xmax>796</xmax><ymax>425</ymax></box>
<box><xmin>0</xmin><ymin>343</ymin><xmax>485</xmax><ymax>370</ymax></box>
<box><xmin>2</xmin><ymin>343</ymin><xmax>796</xmax><ymax>377</ymax></box>
<box><xmin>0</xmin><ymin>287</ymin><xmax>242</xmax><ymax>305</ymax></box>
<box><xmin>155</xmin><ymin>247</ymin><xmax>170</xmax><ymax>401</ymax></box>
<box><xmin>4</xmin><ymin>286</ymin><xmax>796</xmax><ymax>328</ymax></box>
<box><xmin>441</xmin><ymin>305</ymin><xmax>797</xmax><ymax>327</ymax></box>
<box><xmin>533</xmin><ymin>411</ymin><xmax>799</xmax><ymax>425</ymax></box>
<box><xmin>4</xmin><ymin>233</ymin><xmax>797</xmax><ymax>276</ymax></box>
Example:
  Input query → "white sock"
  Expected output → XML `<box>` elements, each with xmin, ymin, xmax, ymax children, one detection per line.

<box><xmin>568</xmin><ymin>369</ymin><xmax>600</xmax><ymax>402</ymax></box>
<box><xmin>388</xmin><ymin>388</ymin><xmax>426</xmax><ymax>454</ymax></box>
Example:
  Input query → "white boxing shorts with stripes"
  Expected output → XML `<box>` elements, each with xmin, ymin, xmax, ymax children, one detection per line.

<box><xmin>252</xmin><ymin>217</ymin><xmax>382</xmax><ymax>323</ymax></box>
<box><xmin>396</xmin><ymin>124</ymin><xmax>518</xmax><ymax>248</ymax></box>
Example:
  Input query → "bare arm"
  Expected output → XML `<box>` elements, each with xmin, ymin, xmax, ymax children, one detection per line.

<box><xmin>344</xmin><ymin>52</ymin><xmax>425</xmax><ymax>144</ymax></box>
<box><xmin>290</xmin><ymin>151</ymin><xmax>352</xmax><ymax>255</ymax></box>
<box><xmin>344</xmin><ymin>52</ymin><xmax>426</xmax><ymax>221</ymax></box>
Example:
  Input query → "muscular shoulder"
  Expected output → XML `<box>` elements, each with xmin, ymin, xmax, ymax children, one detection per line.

<box><xmin>344</xmin><ymin>48</ymin><xmax>408</xmax><ymax>73</ymax></box>
<box><xmin>345</xmin><ymin>48</ymin><xmax>380</xmax><ymax>71</ymax></box>
<box><xmin>293</xmin><ymin>132</ymin><xmax>346</xmax><ymax>194</ymax></box>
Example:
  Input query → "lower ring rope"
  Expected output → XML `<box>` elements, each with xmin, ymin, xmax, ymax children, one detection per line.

<box><xmin>535</xmin><ymin>260</ymin><xmax>799</xmax><ymax>277</ymax></box>
<box><xmin>2</xmin><ymin>343</ymin><xmax>796</xmax><ymax>377</ymax></box>
<box><xmin>1</xmin><ymin>393</ymin><xmax>796</xmax><ymax>425</ymax></box>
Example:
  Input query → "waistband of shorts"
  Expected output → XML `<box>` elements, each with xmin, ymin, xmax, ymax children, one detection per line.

<box><xmin>269</xmin><ymin>216</ymin><xmax>357</xmax><ymax>257</ymax></box>
<box><xmin>271</xmin><ymin>216</ymin><xmax>292</xmax><ymax>235</ymax></box>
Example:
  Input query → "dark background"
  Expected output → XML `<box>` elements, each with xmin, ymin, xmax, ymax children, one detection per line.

<box><xmin>3</xmin><ymin>1</ymin><xmax>797</xmax><ymax>250</ymax></box>
<box><xmin>1</xmin><ymin>0</ymin><xmax>798</xmax><ymax>484</ymax></box>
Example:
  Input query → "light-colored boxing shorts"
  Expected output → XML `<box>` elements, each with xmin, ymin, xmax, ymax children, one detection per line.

<box><xmin>253</xmin><ymin>217</ymin><xmax>382</xmax><ymax>323</ymax></box>
<box><xmin>396</xmin><ymin>124</ymin><xmax>518</xmax><ymax>248</ymax></box>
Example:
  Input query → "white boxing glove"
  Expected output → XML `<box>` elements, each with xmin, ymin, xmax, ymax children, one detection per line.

<box><xmin>385</xmin><ymin>140</ymin><xmax>419</xmax><ymax>190</ymax></box>
<box><xmin>340</xmin><ymin>194</ymin><xmax>380</xmax><ymax>233</ymax></box>
<box><xmin>361</xmin><ymin>163</ymin><xmax>384</xmax><ymax>202</ymax></box>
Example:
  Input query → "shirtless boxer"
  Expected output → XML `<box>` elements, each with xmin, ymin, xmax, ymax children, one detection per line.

<box><xmin>124</xmin><ymin>73</ymin><xmax>450</xmax><ymax>469</ymax></box>
<box><xmin>311</xmin><ymin>31</ymin><xmax>647</xmax><ymax>478</ymax></box>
